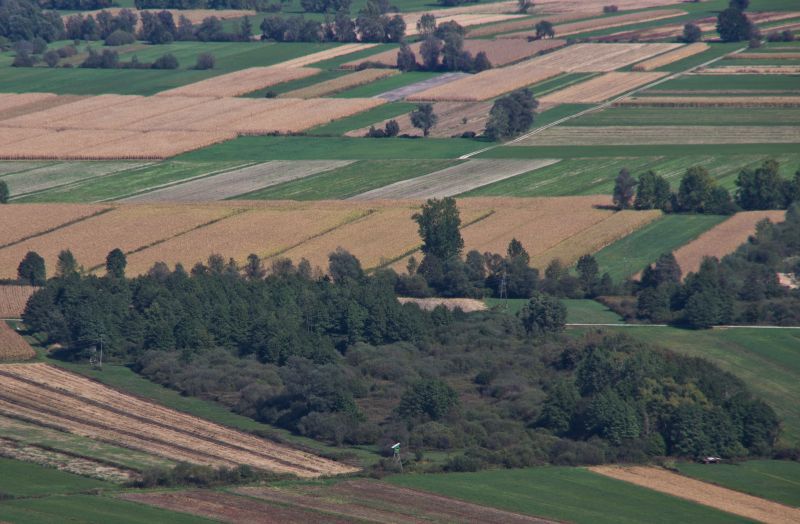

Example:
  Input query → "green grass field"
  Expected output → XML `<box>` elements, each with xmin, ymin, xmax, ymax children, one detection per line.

<box><xmin>591</xmin><ymin>214</ymin><xmax>728</xmax><ymax>281</ymax></box>
<box><xmin>334</xmin><ymin>71</ymin><xmax>442</xmax><ymax>98</ymax></box>
<box><xmin>565</xmin><ymin>107</ymin><xmax>800</xmax><ymax>126</ymax></box>
<box><xmin>237</xmin><ymin>159</ymin><xmax>460</xmax><ymax>200</ymax></box>
<box><xmin>677</xmin><ymin>460</ymin><xmax>800</xmax><ymax>507</ymax></box>
<box><xmin>646</xmin><ymin>74</ymin><xmax>800</xmax><ymax>93</ymax></box>
<box><xmin>309</xmin><ymin>102</ymin><xmax>415</xmax><ymax>136</ymax></box>
<box><xmin>388</xmin><ymin>467</ymin><xmax>749</xmax><ymax>524</ymax></box>
<box><xmin>478</xmin><ymin>143</ymin><xmax>800</xmax><ymax>159</ymax></box>
<box><xmin>605</xmin><ymin>326</ymin><xmax>800</xmax><ymax>445</ymax></box>
<box><xmin>0</xmin><ymin>458</ymin><xmax>109</xmax><ymax>498</ymax></box>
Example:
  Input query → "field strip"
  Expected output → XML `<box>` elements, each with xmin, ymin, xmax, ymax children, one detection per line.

<box><xmin>459</xmin><ymin>44</ymin><xmax>746</xmax><ymax>159</ymax></box>
<box><xmin>514</xmin><ymin>126</ymin><xmax>800</xmax><ymax>146</ymax></box>
<box><xmin>2</xmin><ymin>162</ymin><xmax>152</xmax><ymax>199</ymax></box>
<box><xmin>349</xmin><ymin>159</ymin><xmax>560</xmax><ymax>199</ymax></box>
<box><xmin>121</xmin><ymin>161</ymin><xmax>355</xmax><ymax>202</ymax></box>
<box><xmin>377</xmin><ymin>73</ymin><xmax>471</xmax><ymax>101</ymax></box>
<box><xmin>0</xmin><ymin>363</ymin><xmax>358</xmax><ymax>477</ymax></box>
<box><xmin>155</xmin><ymin>66</ymin><xmax>322</xmax><ymax>98</ymax></box>
<box><xmin>617</xmin><ymin>96</ymin><xmax>800</xmax><ymax>108</ymax></box>
<box><xmin>280</xmin><ymin>69</ymin><xmax>398</xmax><ymax>98</ymax></box>
<box><xmin>539</xmin><ymin>72</ymin><xmax>667</xmax><ymax>104</ymax></box>
<box><xmin>0</xmin><ymin>324</ymin><xmax>35</xmax><ymax>361</ymax></box>
<box><xmin>274</xmin><ymin>43</ymin><xmax>379</xmax><ymax>68</ymax></box>
<box><xmin>0</xmin><ymin>286</ymin><xmax>37</xmax><ymax>319</ymax></box>
<box><xmin>673</xmin><ymin>210</ymin><xmax>786</xmax><ymax>276</ymax></box>
<box><xmin>589</xmin><ymin>466</ymin><xmax>800</xmax><ymax>524</ymax></box>
<box><xmin>0</xmin><ymin>205</ymin><xmax>113</xmax><ymax>250</ymax></box>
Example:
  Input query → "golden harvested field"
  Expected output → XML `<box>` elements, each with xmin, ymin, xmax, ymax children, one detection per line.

<box><xmin>404</xmin><ymin>13</ymin><xmax>525</xmax><ymax>36</ymax></box>
<box><xmin>632</xmin><ymin>43</ymin><xmax>709</xmax><ymax>71</ymax></box>
<box><xmin>230</xmin><ymin>98</ymin><xmax>385</xmax><ymax>135</ymax></box>
<box><xmin>0</xmin><ymin>203</ymin><xmax>109</xmax><ymax>247</ymax></box>
<box><xmin>0</xmin><ymin>205</ymin><xmax>236</xmax><ymax>279</ymax></box>
<box><xmin>515</xmin><ymin>126</ymin><xmax>800</xmax><ymax>146</ymax></box>
<box><xmin>346</xmin><ymin>100</ymin><xmax>493</xmax><ymax>138</ymax></box>
<box><xmin>0</xmin><ymin>94</ymin><xmax>85</xmax><ymax>122</ymax></box>
<box><xmin>342</xmin><ymin>39</ymin><xmax>566</xmax><ymax>69</ymax></box>
<box><xmin>44</xmin><ymin>95</ymin><xmax>209</xmax><ymax>130</ymax></box>
<box><xmin>540</xmin><ymin>72</ymin><xmax>666</xmax><ymax>104</ymax></box>
<box><xmin>530</xmin><ymin>210</ymin><xmax>661</xmax><ymax>269</ymax></box>
<box><xmin>0</xmin><ymin>127</ymin><xmax>50</xmax><ymax>147</ymax></box>
<box><xmin>0</xmin><ymin>324</ymin><xmax>35</xmax><ymax>361</ymax></box>
<box><xmin>397</xmin><ymin>297</ymin><xmax>488</xmax><ymax>312</ymax></box>
<box><xmin>0</xmin><ymin>363</ymin><xmax>357</xmax><ymax>477</ymax></box>
<box><xmin>407</xmin><ymin>63</ymin><xmax>562</xmax><ymax>102</ymax></box>
<box><xmin>503</xmin><ymin>9</ymin><xmax>685</xmax><ymax>39</ymax></box>
<box><xmin>467</xmin><ymin>12</ymin><xmax>593</xmax><ymax>37</ymax></box>
<box><xmin>275</xmin><ymin>43</ymin><xmax>379</xmax><ymax>68</ymax></box>
<box><xmin>698</xmin><ymin>66</ymin><xmax>800</xmax><ymax>75</ymax></box>
<box><xmin>79</xmin><ymin>131</ymin><xmax>238</xmax><ymax>159</ymax></box>
<box><xmin>156</xmin><ymin>66</ymin><xmax>321</xmax><ymax>97</ymax></box>
<box><xmin>589</xmin><ymin>466</ymin><xmax>800</xmax><ymax>524</ymax></box>
<box><xmin>617</xmin><ymin>96</ymin><xmax>800</xmax><ymax>107</ymax></box>
<box><xmin>673</xmin><ymin>210</ymin><xmax>786</xmax><ymax>276</ymax></box>
<box><xmin>123</xmin><ymin>204</ymin><xmax>374</xmax><ymax>275</ymax></box>
<box><xmin>0</xmin><ymin>94</ymin><xmax>135</xmax><ymax>128</ymax></box>
<box><xmin>491</xmin><ymin>43</ymin><xmax>682</xmax><ymax>73</ymax></box>
<box><xmin>281</xmin><ymin>69</ymin><xmax>398</xmax><ymax>98</ymax></box>
<box><xmin>0</xmin><ymin>286</ymin><xmax>37</xmax><ymax>318</ymax></box>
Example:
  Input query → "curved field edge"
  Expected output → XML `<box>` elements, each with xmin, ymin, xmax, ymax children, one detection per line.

<box><xmin>386</xmin><ymin>467</ymin><xmax>751</xmax><ymax>524</ymax></box>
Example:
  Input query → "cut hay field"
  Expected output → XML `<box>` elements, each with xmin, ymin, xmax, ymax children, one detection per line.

<box><xmin>673</xmin><ymin>210</ymin><xmax>787</xmax><ymax>276</ymax></box>
<box><xmin>0</xmin><ymin>286</ymin><xmax>37</xmax><ymax>318</ymax></box>
<box><xmin>502</xmin><ymin>9</ymin><xmax>686</xmax><ymax>39</ymax></box>
<box><xmin>0</xmin><ymin>363</ymin><xmax>356</xmax><ymax>477</ymax></box>
<box><xmin>590</xmin><ymin>466</ymin><xmax>800</xmax><ymax>524</ymax></box>
<box><xmin>122</xmin><ymin>160</ymin><xmax>355</xmax><ymax>202</ymax></box>
<box><xmin>590</xmin><ymin>214</ymin><xmax>728</xmax><ymax>282</ymax></box>
<box><xmin>677</xmin><ymin>460</ymin><xmax>800</xmax><ymax>508</ymax></box>
<box><xmin>515</xmin><ymin>126</ymin><xmax>800</xmax><ymax>146</ymax></box>
<box><xmin>539</xmin><ymin>72</ymin><xmax>666</xmax><ymax>104</ymax></box>
<box><xmin>0</xmin><ymin>323</ymin><xmax>35</xmax><ymax>361</ymax></box>
<box><xmin>388</xmin><ymin>468</ymin><xmax>749</xmax><ymax>524</ymax></box>
<box><xmin>632</xmin><ymin>43</ymin><xmax>710</xmax><ymax>71</ymax></box>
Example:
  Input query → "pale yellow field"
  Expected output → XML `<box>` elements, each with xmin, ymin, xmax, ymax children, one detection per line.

<box><xmin>632</xmin><ymin>43</ymin><xmax>709</xmax><ymax>71</ymax></box>
<box><xmin>280</xmin><ymin>69</ymin><xmax>398</xmax><ymax>98</ymax></box>
<box><xmin>540</xmin><ymin>72</ymin><xmax>666</xmax><ymax>104</ymax></box>
<box><xmin>156</xmin><ymin>66</ymin><xmax>321</xmax><ymax>98</ymax></box>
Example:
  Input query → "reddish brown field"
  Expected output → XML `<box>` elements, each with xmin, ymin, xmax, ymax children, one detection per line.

<box><xmin>0</xmin><ymin>323</ymin><xmax>35</xmax><ymax>361</ymax></box>
<box><xmin>0</xmin><ymin>286</ymin><xmax>37</xmax><ymax>319</ymax></box>
<box><xmin>0</xmin><ymin>363</ymin><xmax>357</xmax><ymax>476</ymax></box>
<box><xmin>673</xmin><ymin>210</ymin><xmax>786</xmax><ymax>276</ymax></box>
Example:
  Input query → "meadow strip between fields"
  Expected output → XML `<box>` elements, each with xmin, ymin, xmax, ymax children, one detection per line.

<box><xmin>590</xmin><ymin>466</ymin><xmax>800</xmax><ymax>524</ymax></box>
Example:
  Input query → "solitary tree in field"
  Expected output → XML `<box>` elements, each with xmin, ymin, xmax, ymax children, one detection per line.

<box><xmin>56</xmin><ymin>250</ymin><xmax>79</xmax><ymax>277</ymax></box>
<box><xmin>613</xmin><ymin>168</ymin><xmax>637</xmax><ymax>209</ymax></box>
<box><xmin>534</xmin><ymin>20</ymin><xmax>555</xmax><ymax>39</ymax></box>
<box><xmin>410</xmin><ymin>103</ymin><xmax>438</xmax><ymax>137</ymax></box>
<box><xmin>413</xmin><ymin>197</ymin><xmax>463</xmax><ymax>262</ymax></box>
<box><xmin>0</xmin><ymin>180</ymin><xmax>8</xmax><ymax>204</ymax></box>
<box><xmin>17</xmin><ymin>251</ymin><xmax>46</xmax><ymax>286</ymax></box>
<box><xmin>105</xmin><ymin>248</ymin><xmax>127</xmax><ymax>278</ymax></box>
<box><xmin>518</xmin><ymin>0</ymin><xmax>533</xmax><ymax>14</ymax></box>
<box><xmin>682</xmin><ymin>23</ymin><xmax>702</xmax><ymax>43</ymax></box>
<box><xmin>717</xmin><ymin>7</ymin><xmax>753</xmax><ymax>42</ymax></box>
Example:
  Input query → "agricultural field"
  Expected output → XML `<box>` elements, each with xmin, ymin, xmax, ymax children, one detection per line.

<box><xmin>0</xmin><ymin>322</ymin><xmax>35</xmax><ymax>361</ymax></box>
<box><xmin>0</xmin><ymin>285</ymin><xmax>37</xmax><ymax>318</ymax></box>
<box><xmin>515</xmin><ymin>126</ymin><xmax>800</xmax><ymax>146</ymax></box>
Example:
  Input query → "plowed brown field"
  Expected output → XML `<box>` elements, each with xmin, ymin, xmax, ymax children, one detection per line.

<box><xmin>0</xmin><ymin>324</ymin><xmax>35</xmax><ymax>361</ymax></box>
<box><xmin>673</xmin><ymin>210</ymin><xmax>786</xmax><ymax>276</ymax></box>
<box><xmin>0</xmin><ymin>363</ymin><xmax>357</xmax><ymax>477</ymax></box>
<box><xmin>0</xmin><ymin>286</ymin><xmax>37</xmax><ymax>318</ymax></box>
<box><xmin>590</xmin><ymin>466</ymin><xmax>800</xmax><ymax>524</ymax></box>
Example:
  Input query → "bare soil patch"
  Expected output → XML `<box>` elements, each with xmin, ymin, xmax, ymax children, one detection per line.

<box><xmin>590</xmin><ymin>465</ymin><xmax>800</xmax><ymax>524</ymax></box>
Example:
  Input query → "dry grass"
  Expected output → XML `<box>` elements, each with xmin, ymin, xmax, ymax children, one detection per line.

<box><xmin>467</xmin><ymin>12</ymin><xmax>594</xmax><ymax>37</ymax></box>
<box><xmin>502</xmin><ymin>9</ymin><xmax>685</xmax><ymax>39</ymax></box>
<box><xmin>397</xmin><ymin>297</ymin><xmax>488</xmax><ymax>312</ymax></box>
<box><xmin>1</xmin><ymin>95</ymin><xmax>136</xmax><ymax>128</ymax></box>
<box><xmin>589</xmin><ymin>466</ymin><xmax>800</xmax><ymax>524</ymax></box>
<box><xmin>0</xmin><ymin>324</ymin><xmax>35</xmax><ymax>361</ymax></box>
<box><xmin>0</xmin><ymin>93</ymin><xmax>57</xmax><ymax>111</ymax></box>
<box><xmin>47</xmin><ymin>95</ymin><xmax>209</xmax><ymax>130</ymax></box>
<box><xmin>407</xmin><ymin>63</ymin><xmax>562</xmax><ymax>101</ymax></box>
<box><xmin>0</xmin><ymin>363</ymin><xmax>357</xmax><ymax>476</ymax></box>
<box><xmin>156</xmin><ymin>67</ymin><xmax>321</xmax><ymax>98</ymax></box>
<box><xmin>673</xmin><ymin>210</ymin><xmax>786</xmax><ymax>276</ymax></box>
<box><xmin>632</xmin><ymin>43</ymin><xmax>709</xmax><ymax>71</ymax></box>
<box><xmin>540</xmin><ymin>72</ymin><xmax>665</xmax><ymax>104</ymax></box>
<box><xmin>342</xmin><ymin>39</ymin><xmax>566</xmax><ymax>69</ymax></box>
<box><xmin>0</xmin><ymin>203</ymin><xmax>109</xmax><ymax>248</ymax></box>
<box><xmin>0</xmin><ymin>94</ymin><xmax>86</xmax><ymax>122</ymax></box>
<box><xmin>345</xmin><ymin>100</ymin><xmax>493</xmax><ymax>138</ymax></box>
<box><xmin>516</xmin><ymin>125</ymin><xmax>800</xmax><ymax>146</ymax></box>
<box><xmin>405</xmin><ymin>13</ymin><xmax>526</xmax><ymax>36</ymax></box>
<box><xmin>0</xmin><ymin>286</ymin><xmax>37</xmax><ymax>318</ymax></box>
<box><xmin>231</xmin><ymin>98</ymin><xmax>385</xmax><ymax>134</ymax></box>
<box><xmin>83</xmin><ymin>131</ymin><xmax>238</xmax><ymax>160</ymax></box>
<box><xmin>530</xmin><ymin>209</ymin><xmax>661</xmax><ymax>269</ymax></box>
<box><xmin>490</xmin><ymin>43</ymin><xmax>682</xmax><ymax>72</ymax></box>
<box><xmin>280</xmin><ymin>69</ymin><xmax>398</xmax><ymax>98</ymax></box>
<box><xmin>275</xmin><ymin>43</ymin><xmax>379</xmax><ymax>68</ymax></box>
<box><xmin>698</xmin><ymin>65</ymin><xmax>800</xmax><ymax>75</ymax></box>
<box><xmin>617</xmin><ymin>96</ymin><xmax>800</xmax><ymax>107</ymax></box>
<box><xmin>0</xmin><ymin>205</ymin><xmax>234</xmax><ymax>279</ymax></box>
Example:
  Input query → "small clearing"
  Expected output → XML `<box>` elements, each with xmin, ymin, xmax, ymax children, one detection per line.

<box><xmin>121</xmin><ymin>160</ymin><xmax>354</xmax><ymax>202</ymax></box>
<box><xmin>589</xmin><ymin>466</ymin><xmax>800</xmax><ymax>524</ymax></box>
<box><xmin>350</xmin><ymin>159</ymin><xmax>560</xmax><ymax>199</ymax></box>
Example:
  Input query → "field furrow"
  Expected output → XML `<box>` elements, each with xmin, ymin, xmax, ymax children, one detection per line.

<box><xmin>0</xmin><ymin>286</ymin><xmax>37</xmax><ymax>318</ymax></box>
<box><xmin>0</xmin><ymin>324</ymin><xmax>35</xmax><ymax>361</ymax></box>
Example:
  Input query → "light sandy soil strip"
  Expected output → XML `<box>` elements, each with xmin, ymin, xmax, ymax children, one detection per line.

<box><xmin>515</xmin><ymin>126</ymin><xmax>800</xmax><ymax>146</ymax></box>
<box><xmin>122</xmin><ymin>160</ymin><xmax>354</xmax><ymax>202</ymax></box>
<box><xmin>341</xmin><ymin>39</ymin><xmax>566</xmax><ymax>69</ymax></box>
<box><xmin>280</xmin><ymin>69</ymin><xmax>397</xmax><ymax>98</ymax></box>
<box><xmin>633</xmin><ymin>43</ymin><xmax>709</xmax><ymax>71</ymax></box>
<box><xmin>379</xmin><ymin>72</ymin><xmax>472</xmax><ymax>101</ymax></box>
<box><xmin>589</xmin><ymin>466</ymin><xmax>800</xmax><ymax>524</ymax></box>
<box><xmin>398</xmin><ymin>297</ymin><xmax>488</xmax><ymax>312</ymax></box>
<box><xmin>0</xmin><ymin>285</ymin><xmax>37</xmax><ymax>318</ymax></box>
<box><xmin>156</xmin><ymin>66</ymin><xmax>321</xmax><ymax>97</ymax></box>
<box><xmin>673</xmin><ymin>210</ymin><xmax>786</xmax><ymax>276</ymax></box>
<box><xmin>274</xmin><ymin>43</ymin><xmax>379</xmax><ymax>68</ymax></box>
<box><xmin>778</xmin><ymin>272</ymin><xmax>799</xmax><ymax>289</ymax></box>
<box><xmin>0</xmin><ymin>323</ymin><xmax>35</xmax><ymax>361</ymax></box>
<box><xmin>539</xmin><ymin>72</ymin><xmax>666</xmax><ymax>104</ymax></box>
<box><xmin>0</xmin><ymin>203</ymin><xmax>110</xmax><ymax>248</ymax></box>
<box><xmin>0</xmin><ymin>363</ymin><xmax>357</xmax><ymax>477</ymax></box>
<box><xmin>617</xmin><ymin>96</ymin><xmax>800</xmax><ymax>108</ymax></box>
<box><xmin>350</xmin><ymin>159</ymin><xmax>560</xmax><ymax>200</ymax></box>
<box><xmin>407</xmin><ymin>66</ymin><xmax>561</xmax><ymax>102</ymax></box>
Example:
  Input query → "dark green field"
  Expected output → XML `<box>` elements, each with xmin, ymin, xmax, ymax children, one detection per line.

<box><xmin>646</xmin><ymin>74</ymin><xmax>800</xmax><ymax>93</ymax></box>
<box><xmin>677</xmin><ymin>460</ymin><xmax>800</xmax><ymax>507</ymax></box>
<box><xmin>309</xmin><ymin>102</ymin><xmax>415</xmax><ymax>136</ymax></box>
<box><xmin>0</xmin><ymin>458</ymin><xmax>108</xmax><ymax>497</ymax></box>
<box><xmin>388</xmin><ymin>468</ymin><xmax>749</xmax><ymax>524</ymax></box>
<box><xmin>566</xmin><ymin>107</ymin><xmax>800</xmax><ymax>126</ymax></box>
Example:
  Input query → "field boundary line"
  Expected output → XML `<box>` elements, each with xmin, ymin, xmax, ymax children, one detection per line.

<box><xmin>458</xmin><ymin>45</ymin><xmax>748</xmax><ymax>160</ymax></box>
<box><xmin>0</xmin><ymin>207</ymin><xmax>115</xmax><ymax>251</ymax></box>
